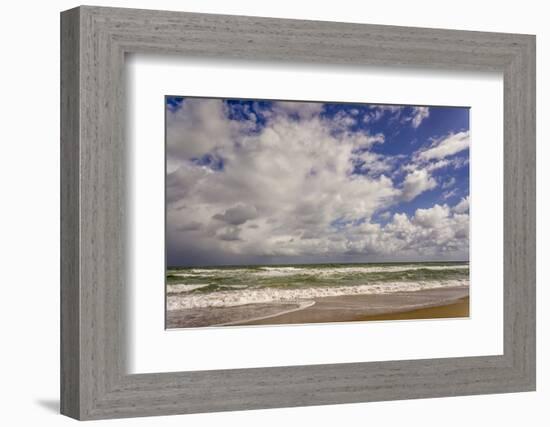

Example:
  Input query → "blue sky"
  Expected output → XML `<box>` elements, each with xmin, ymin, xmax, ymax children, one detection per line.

<box><xmin>166</xmin><ymin>96</ymin><xmax>470</xmax><ymax>266</ymax></box>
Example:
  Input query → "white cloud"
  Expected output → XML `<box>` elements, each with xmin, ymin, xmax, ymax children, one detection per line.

<box><xmin>270</xmin><ymin>101</ymin><xmax>324</xmax><ymax>119</ymax></box>
<box><xmin>453</xmin><ymin>196</ymin><xmax>470</xmax><ymax>214</ymax></box>
<box><xmin>378</xmin><ymin>211</ymin><xmax>391</xmax><ymax>220</ymax></box>
<box><xmin>354</xmin><ymin>151</ymin><xmax>395</xmax><ymax>177</ymax></box>
<box><xmin>426</xmin><ymin>159</ymin><xmax>451</xmax><ymax>172</ymax></box>
<box><xmin>442</xmin><ymin>177</ymin><xmax>456</xmax><ymax>189</ymax></box>
<box><xmin>166</xmin><ymin>100</ymin><xmax>468</xmax><ymax>265</ymax></box>
<box><xmin>442</xmin><ymin>188</ymin><xmax>459</xmax><ymax>200</ymax></box>
<box><xmin>410</xmin><ymin>106</ymin><xmax>430</xmax><ymax>128</ymax></box>
<box><xmin>167</xmin><ymin>100</ymin><xmax>405</xmax><ymax>264</ymax></box>
<box><xmin>166</xmin><ymin>99</ymin><xmax>239</xmax><ymax>160</ymax></box>
<box><xmin>413</xmin><ymin>204</ymin><xmax>450</xmax><ymax>228</ymax></box>
<box><xmin>363</xmin><ymin>105</ymin><xmax>429</xmax><ymax>129</ymax></box>
<box><xmin>333</xmin><ymin>110</ymin><xmax>357</xmax><ymax>128</ymax></box>
<box><xmin>402</xmin><ymin>158</ymin><xmax>450</xmax><ymax>174</ymax></box>
<box><xmin>418</xmin><ymin>131</ymin><xmax>470</xmax><ymax>161</ymax></box>
<box><xmin>401</xmin><ymin>169</ymin><xmax>437</xmax><ymax>202</ymax></box>
<box><xmin>363</xmin><ymin>105</ymin><xmax>403</xmax><ymax>124</ymax></box>
<box><xmin>378</xmin><ymin>202</ymin><xmax>468</xmax><ymax>257</ymax></box>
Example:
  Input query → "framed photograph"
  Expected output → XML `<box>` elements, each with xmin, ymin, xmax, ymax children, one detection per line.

<box><xmin>61</xmin><ymin>6</ymin><xmax>536</xmax><ymax>420</ymax></box>
<box><xmin>164</xmin><ymin>96</ymin><xmax>471</xmax><ymax>329</ymax></box>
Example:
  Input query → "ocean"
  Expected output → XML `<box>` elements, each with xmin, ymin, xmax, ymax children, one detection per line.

<box><xmin>166</xmin><ymin>262</ymin><xmax>469</xmax><ymax>311</ymax></box>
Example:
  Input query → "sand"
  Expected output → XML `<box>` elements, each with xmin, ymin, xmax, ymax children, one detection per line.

<box><xmin>237</xmin><ymin>286</ymin><xmax>469</xmax><ymax>326</ymax></box>
<box><xmin>166</xmin><ymin>286</ymin><xmax>469</xmax><ymax>329</ymax></box>
<box><xmin>356</xmin><ymin>297</ymin><xmax>469</xmax><ymax>321</ymax></box>
<box><xmin>166</xmin><ymin>301</ymin><xmax>307</xmax><ymax>328</ymax></box>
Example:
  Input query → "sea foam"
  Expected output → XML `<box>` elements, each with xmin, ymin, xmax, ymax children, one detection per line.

<box><xmin>167</xmin><ymin>279</ymin><xmax>469</xmax><ymax>310</ymax></box>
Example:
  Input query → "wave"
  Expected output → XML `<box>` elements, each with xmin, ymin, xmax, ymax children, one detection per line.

<box><xmin>166</xmin><ymin>284</ymin><xmax>211</xmax><ymax>293</ymax></box>
<box><xmin>167</xmin><ymin>279</ymin><xmax>469</xmax><ymax>310</ymax></box>
<box><xmin>169</xmin><ymin>264</ymin><xmax>467</xmax><ymax>277</ymax></box>
<box><xmin>250</xmin><ymin>264</ymin><xmax>468</xmax><ymax>277</ymax></box>
<box><xmin>167</xmin><ymin>283</ymin><xmax>248</xmax><ymax>294</ymax></box>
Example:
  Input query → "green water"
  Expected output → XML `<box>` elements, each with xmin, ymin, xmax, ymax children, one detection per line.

<box><xmin>166</xmin><ymin>262</ymin><xmax>469</xmax><ymax>294</ymax></box>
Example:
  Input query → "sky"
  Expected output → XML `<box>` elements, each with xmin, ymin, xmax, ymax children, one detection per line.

<box><xmin>166</xmin><ymin>97</ymin><xmax>470</xmax><ymax>267</ymax></box>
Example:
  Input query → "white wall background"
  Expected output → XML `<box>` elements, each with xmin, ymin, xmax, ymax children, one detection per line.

<box><xmin>0</xmin><ymin>0</ymin><xmax>546</xmax><ymax>425</ymax></box>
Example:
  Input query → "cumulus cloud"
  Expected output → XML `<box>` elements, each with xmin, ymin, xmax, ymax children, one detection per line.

<box><xmin>166</xmin><ymin>98</ymin><xmax>469</xmax><ymax>265</ymax></box>
<box><xmin>381</xmin><ymin>201</ymin><xmax>469</xmax><ymax>257</ymax></box>
<box><xmin>166</xmin><ymin>98</ymin><xmax>236</xmax><ymax>161</ymax></box>
<box><xmin>413</xmin><ymin>204</ymin><xmax>450</xmax><ymax>228</ymax></box>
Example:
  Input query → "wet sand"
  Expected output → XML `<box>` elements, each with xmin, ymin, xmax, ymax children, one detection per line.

<box><xmin>166</xmin><ymin>301</ymin><xmax>306</xmax><ymax>328</ymax></box>
<box><xmin>237</xmin><ymin>287</ymin><xmax>469</xmax><ymax>325</ymax></box>
<box><xmin>356</xmin><ymin>296</ymin><xmax>469</xmax><ymax>321</ymax></box>
<box><xmin>166</xmin><ymin>286</ymin><xmax>469</xmax><ymax>329</ymax></box>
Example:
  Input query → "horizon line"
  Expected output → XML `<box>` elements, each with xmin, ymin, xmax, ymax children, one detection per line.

<box><xmin>167</xmin><ymin>259</ymin><xmax>469</xmax><ymax>269</ymax></box>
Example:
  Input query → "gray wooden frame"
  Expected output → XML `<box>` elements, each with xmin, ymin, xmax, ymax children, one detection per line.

<box><xmin>60</xmin><ymin>5</ymin><xmax>536</xmax><ymax>420</ymax></box>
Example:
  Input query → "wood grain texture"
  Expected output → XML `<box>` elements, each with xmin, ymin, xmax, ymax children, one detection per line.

<box><xmin>60</xmin><ymin>5</ymin><xmax>536</xmax><ymax>420</ymax></box>
<box><xmin>60</xmin><ymin>7</ymin><xmax>80</xmax><ymax>419</ymax></box>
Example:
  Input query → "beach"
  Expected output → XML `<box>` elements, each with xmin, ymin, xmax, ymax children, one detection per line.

<box><xmin>166</xmin><ymin>285</ymin><xmax>469</xmax><ymax>328</ymax></box>
<box><xmin>166</xmin><ymin>262</ymin><xmax>469</xmax><ymax>328</ymax></box>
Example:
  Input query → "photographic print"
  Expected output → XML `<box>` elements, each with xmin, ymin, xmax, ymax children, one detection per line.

<box><xmin>165</xmin><ymin>97</ymin><xmax>470</xmax><ymax>329</ymax></box>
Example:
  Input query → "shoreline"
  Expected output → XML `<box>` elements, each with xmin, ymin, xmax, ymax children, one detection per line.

<box><xmin>213</xmin><ymin>300</ymin><xmax>316</xmax><ymax>327</ymax></box>
<box><xmin>166</xmin><ymin>286</ymin><xmax>469</xmax><ymax>329</ymax></box>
